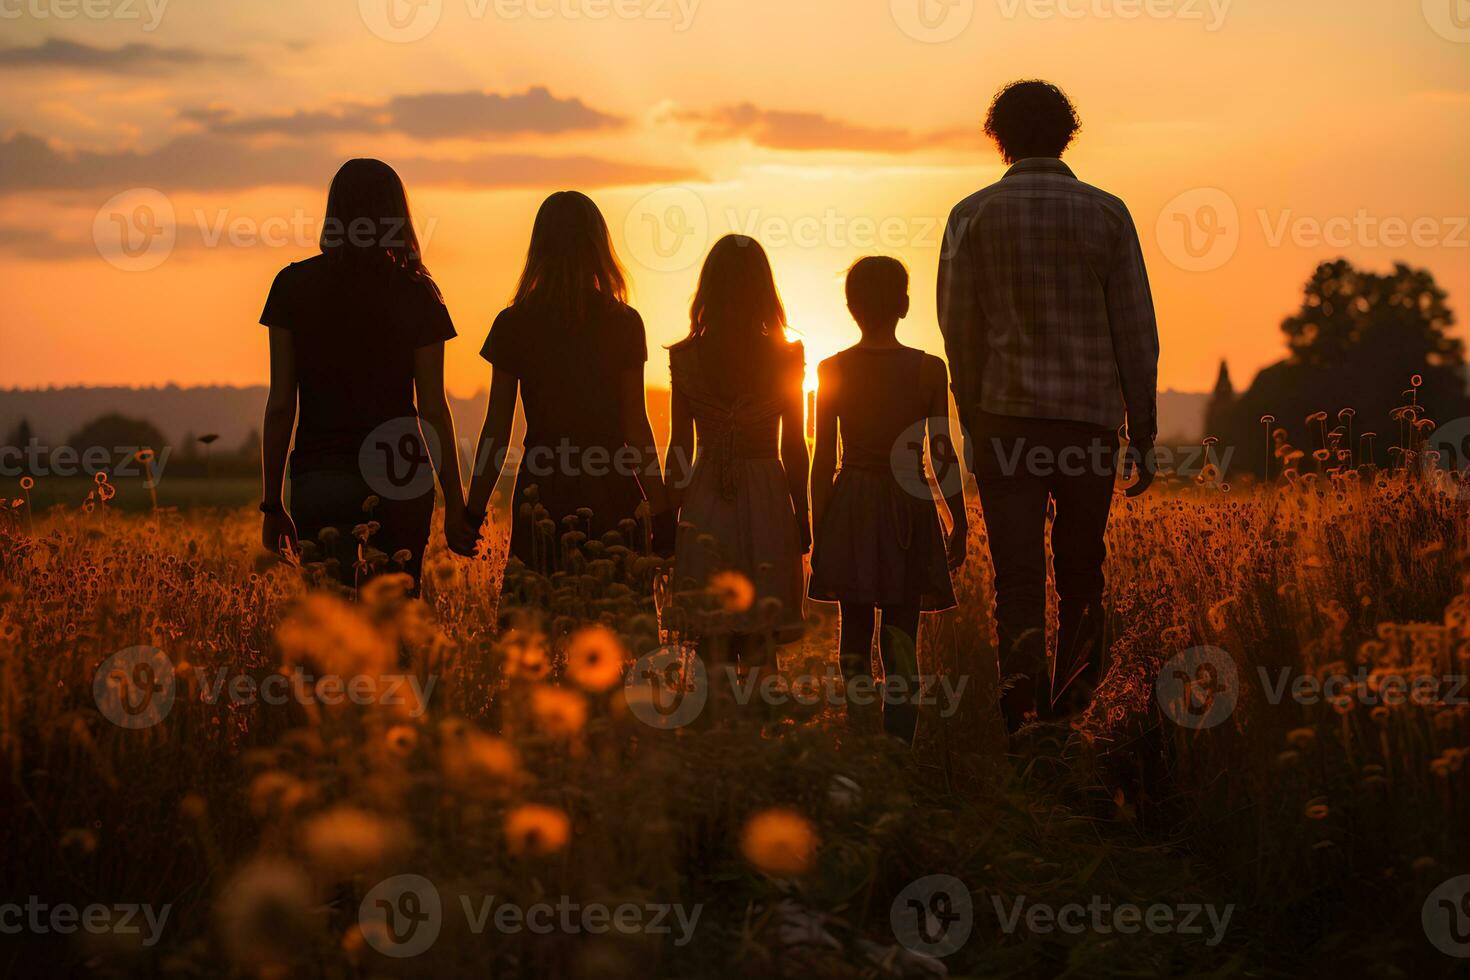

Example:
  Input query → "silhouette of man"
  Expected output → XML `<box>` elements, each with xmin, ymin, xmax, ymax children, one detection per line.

<box><xmin>938</xmin><ymin>80</ymin><xmax>1159</xmax><ymax>735</ymax></box>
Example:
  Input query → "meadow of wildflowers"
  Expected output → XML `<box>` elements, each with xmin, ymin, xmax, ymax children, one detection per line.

<box><xmin>2</xmin><ymin>443</ymin><xmax>1468</xmax><ymax>977</ymax></box>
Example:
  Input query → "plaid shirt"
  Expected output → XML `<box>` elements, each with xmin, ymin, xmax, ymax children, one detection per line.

<box><xmin>937</xmin><ymin>158</ymin><xmax>1159</xmax><ymax>440</ymax></box>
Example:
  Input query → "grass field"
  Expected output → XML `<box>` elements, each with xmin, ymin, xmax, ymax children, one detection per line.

<box><xmin>2</xmin><ymin>464</ymin><xmax>1468</xmax><ymax>977</ymax></box>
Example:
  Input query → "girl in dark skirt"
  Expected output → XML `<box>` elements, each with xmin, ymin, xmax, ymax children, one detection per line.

<box><xmin>809</xmin><ymin>257</ymin><xmax>968</xmax><ymax>742</ymax></box>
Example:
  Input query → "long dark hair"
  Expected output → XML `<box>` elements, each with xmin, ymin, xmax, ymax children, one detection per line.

<box><xmin>320</xmin><ymin>158</ymin><xmax>438</xmax><ymax>296</ymax></box>
<box><xmin>511</xmin><ymin>191</ymin><xmax>628</xmax><ymax>322</ymax></box>
<box><xmin>678</xmin><ymin>235</ymin><xmax>795</xmax><ymax>394</ymax></box>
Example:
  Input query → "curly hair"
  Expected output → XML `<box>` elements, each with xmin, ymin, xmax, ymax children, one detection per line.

<box><xmin>982</xmin><ymin>80</ymin><xmax>1081</xmax><ymax>164</ymax></box>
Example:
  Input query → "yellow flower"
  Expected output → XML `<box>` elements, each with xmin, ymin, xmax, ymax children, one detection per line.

<box><xmin>300</xmin><ymin>806</ymin><xmax>405</xmax><ymax>876</ymax></box>
<box><xmin>709</xmin><ymin>571</ymin><xmax>755</xmax><ymax>613</ymax></box>
<box><xmin>385</xmin><ymin>724</ymin><xmax>419</xmax><ymax>757</ymax></box>
<box><xmin>442</xmin><ymin>731</ymin><xmax>522</xmax><ymax>795</ymax></box>
<box><xmin>532</xmin><ymin>686</ymin><xmax>587</xmax><ymax>737</ymax></box>
<box><xmin>740</xmin><ymin>808</ymin><xmax>818</xmax><ymax>877</ymax></box>
<box><xmin>504</xmin><ymin>804</ymin><xmax>571</xmax><ymax>856</ymax></box>
<box><xmin>565</xmin><ymin>625</ymin><xmax>625</xmax><ymax>692</ymax></box>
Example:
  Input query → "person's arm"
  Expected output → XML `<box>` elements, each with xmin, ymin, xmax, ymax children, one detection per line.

<box><xmin>1104</xmin><ymin>205</ymin><xmax>1161</xmax><ymax>496</ymax></box>
<box><xmin>665</xmin><ymin>381</ymin><xmax>695</xmax><ymax>515</ymax></box>
<box><xmin>809</xmin><ymin>359</ymin><xmax>838</xmax><ymax>542</ymax></box>
<box><xmin>937</xmin><ymin>203</ymin><xmax>986</xmax><ymax>436</ymax></box>
<box><xmin>780</xmin><ymin>345</ymin><xmax>812</xmax><ymax>554</ymax></box>
<box><xmin>459</xmin><ymin>366</ymin><xmax>519</xmax><ymax>555</ymax></box>
<box><xmin>413</xmin><ymin>342</ymin><xmax>468</xmax><ymax>535</ymax></box>
<box><xmin>618</xmin><ymin>367</ymin><xmax>670</xmax><ymax>516</ymax></box>
<box><xmin>260</xmin><ymin>326</ymin><xmax>298</xmax><ymax>555</ymax></box>
<box><xmin>924</xmin><ymin>356</ymin><xmax>968</xmax><ymax>569</ymax></box>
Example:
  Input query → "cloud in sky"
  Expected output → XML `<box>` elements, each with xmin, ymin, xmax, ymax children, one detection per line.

<box><xmin>672</xmin><ymin>103</ymin><xmax>973</xmax><ymax>152</ymax></box>
<box><xmin>0</xmin><ymin>131</ymin><xmax>696</xmax><ymax>195</ymax></box>
<box><xmin>0</xmin><ymin>38</ymin><xmax>236</xmax><ymax>74</ymax></box>
<box><xmin>191</xmin><ymin>87</ymin><xmax>623</xmax><ymax>140</ymax></box>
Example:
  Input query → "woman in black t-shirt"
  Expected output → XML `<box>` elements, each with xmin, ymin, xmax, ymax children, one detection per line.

<box><xmin>454</xmin><ymin>191</ymin><xmax>671</xmax><ymax>572</ymax></box>
<box><xmin>259</xmin><ymin>158</ymin><xmax>467</xmax><ymax>592</ymax></box>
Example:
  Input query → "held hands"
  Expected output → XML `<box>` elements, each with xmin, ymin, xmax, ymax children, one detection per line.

<box><xmin>1122</xmin><ymin>440</ymin><xmax>1157</xmax><ymax>497</ymax></box>
<box><xmin>445</xmin><ymin>504</ymin><xmax>484</xmax><ymax>558</ymax></box>
<box><xmin>946</xmin><ymin>515</ymin><xmax>969</xmax><ymax>572</ymax></box>
<box><xmin>262</xmin><ymin>510</ymin><xmax>298</xmax><ymax>557</ymax></box>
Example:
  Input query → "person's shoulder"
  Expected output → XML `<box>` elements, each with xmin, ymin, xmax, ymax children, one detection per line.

<box><xmin>270</xmin><ymin>254</ymin><xmax>321</xmax><ymax>284</ymax></box>
<box><xmin>1071</xmin><ymin>178</ymin><xmax>1131</xmax><ymax>214</ymax></box>
<box><xmin>917</xmin><ymin>349</ymin><xmax>949</xmax><ymax>382</ymax></box>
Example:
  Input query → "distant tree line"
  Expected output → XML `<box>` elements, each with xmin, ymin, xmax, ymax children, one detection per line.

<box><xmin>1203</xmin><ymin>259</ymin><xmax>1468</xmax><ymax>479</ymax></box>
<box><xmin>3</xmin><ymin>413</ymin><xmax>261</xmax><ymax>479</ymax></box>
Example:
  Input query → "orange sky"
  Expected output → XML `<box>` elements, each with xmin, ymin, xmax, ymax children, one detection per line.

<box><xmin>1</xmin><ymin>0</ymin><xmax>1467</xmax><ymax>398</ymax></box>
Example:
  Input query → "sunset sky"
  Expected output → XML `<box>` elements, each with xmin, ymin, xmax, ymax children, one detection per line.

<box><xmin>1</xmin><ymin>0</ymin><xmax>1467</xmax><ymax>398</ymax></box>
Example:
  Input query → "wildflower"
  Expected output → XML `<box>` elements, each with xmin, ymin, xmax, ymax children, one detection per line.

<box><xmin>1286</xmin><ymin>727</ymin><xmax>1316</xmax><ymax>749</ymax></box>
<box><xmin>504</xmin><ymin>804</ymin><xmax>571</xmax><ymax>856</ymax></box>
<box><xmin>215</xmin><ymin>859</ymin><xmax>317</xmax><ymax>973</ymax></box>
<box><xmin>442</xmin><ymin>730</ymin><xmax>522</xmax><ymax>793</ymax></box>
<box><xmin>565</xmin><ymin>625</ymin><xmax>625</xmax><ymax>692</ymax></box>
<box><xmin>300</xmin><ymin>806</ymin><xmax>404</xmax><ymax>876</ymax></box>
<box><xmin>1303</xmin><ymin>801</ymin><xmax>1330</xmax><ymax>820</ymax></box>
<box><xmin>385</xmin><ymin>725</ymin><xmax>418</xmax><ymax>758</ymax></box>
<box><xmin>741</xmin><ymin>808</ymin><xmax>819</xmax><ymax>877</ymax></box>
<box><xmin>532</xmin><ymin>686</ymin><xmax>588</xmax><ymax>737</ymax></box>
<box><xmin>276</xmin><ymin>593</ymin><xmax>395</xmax><ymax>681</ymax></box>
<box><xmin>709</xmin><ymin>571</ymin><xmax>756</xmax><ymax>613</ymax></box>
<box><xmin>250</xmin><ymin>771</ymin><xmax>311</xmax><ymax>819</ymax></box>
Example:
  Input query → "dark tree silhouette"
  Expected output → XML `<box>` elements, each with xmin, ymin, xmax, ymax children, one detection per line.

<box><xmin>4</xmin><ymin>417</ymin><xmax>34</xmax><ymax>451</ymax></box>
<box><xmin>1214</xmin><ymin>260</ymin><xmax>1469</xmax><ymax>477</ymax></box>
<box><xmin>66</xmin><ymin>414</ymin><xmax>168</xmax><ymax>458</ymax></box>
